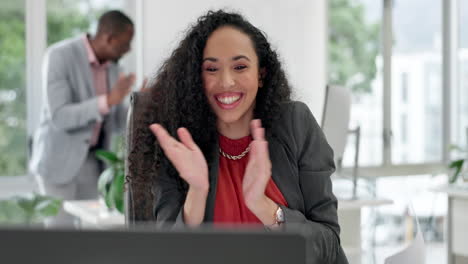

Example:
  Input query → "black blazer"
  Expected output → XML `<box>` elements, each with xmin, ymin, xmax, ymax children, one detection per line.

<box><xmin>151</xmin><ymin>101</ymin><xmax>348</xmax><ymax>264</ymax></box>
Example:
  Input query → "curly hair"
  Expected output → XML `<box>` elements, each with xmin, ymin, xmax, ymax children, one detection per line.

<box><xmin>127</xmin><ymin>10</ymin><xmax>292</xmax><ymax>198</ymax></box>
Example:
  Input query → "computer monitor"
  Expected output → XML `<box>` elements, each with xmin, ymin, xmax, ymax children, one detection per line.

<box><xmin>0</xmin><ymin>227</ymin><xmax>307</xmax><ymax>264</ymax></box>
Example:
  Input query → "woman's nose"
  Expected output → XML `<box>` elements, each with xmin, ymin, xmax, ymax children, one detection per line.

<box><xmin>221</xmin><ymin>70</ymin><xmax>235</xmax><ymax>89</ymax></box>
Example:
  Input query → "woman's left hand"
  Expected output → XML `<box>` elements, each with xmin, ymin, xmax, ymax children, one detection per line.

<box><xmin>242</xmin><ymin>119</ymin><xmax>272</xmax><ymax>212</ymax></box>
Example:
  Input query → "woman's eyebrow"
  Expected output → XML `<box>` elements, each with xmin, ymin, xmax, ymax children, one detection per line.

<box><xmin>202</xmin><ymin>57</ymin><xmax>218</xmax><ymax>62</ymax></box>
<box><xmin>232</xmin><ymin>55</ymin><xmax>250</xmax><ymax>61</ymax></box>
<box><xmin>202</xmin><ymin>55</ymin><xmax>251</xmax><ymax>63</ymax></box>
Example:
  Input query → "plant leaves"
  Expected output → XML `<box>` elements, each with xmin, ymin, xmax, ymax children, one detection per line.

<box><xmin>95</xmin><ymin>150</ymin><xmax>122</xmax><ymax>165</ymax></box>
<box><xmin>35</xmin><ymin>198</ymin><xmax>62</xmax><ymax>218</ymax></box>
<box><xmin>95</xmin><ymin>150</ymin><xmax>125</xmax><ymax>213</ymax></box>
<box><xmin>108</xmin><ymin>171</ymin><xmax>125</xmax><ymax>214</ymax></box>
<box><xmin>449</xmin><ymin>159</ymin><xmax>464</xmax><ymax>169</ymax></box>
<box><xmin>449</xmin><ymin>159</ymin><xmax>465</xmax><ymax>184</ymax></box>
<box><xmin>15</xmin><ymin>196</ymin><xmax>36</xmax><ymax>220</ymax></box>
<box><xmin>448</xmin><ymin>144</ymin><xmax>467</xmax><ymax>153</ymax></box>
<box><xmin>0</xmin><ymin>200</ymin><xmax>27</xmax><ymax>224</ymax></box>
<box><xmin>0</xmin><ymin>194</ymin><xmax>62</xmax><ymax>224</ymax></box>
<box><xmin>98</xmin><ymin>167</ymin><xmax>114</xmax><ymax>196</ymax></box>
<box><xmin>104</xmin><ymin>187</ymin><xmax>114</xmax><ymax>210</ymax></box>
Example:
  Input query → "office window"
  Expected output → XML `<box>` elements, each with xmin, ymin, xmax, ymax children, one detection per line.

<box><xmin>0</xmin><ymin>1</ymin><xmax>27</xmax><ymax>177</ymax></box>
<box><xmin>47</xmin><ymin>0</ymin><xmax>124</xmax><ymax>46</ymax></box>
<box><xmin>329</xmin><ymin>0</ymin><xmax>448</xmax><ymax>173</ymax></box>
<box><xmin>329</xmin><ymin>0</ymin><xmax>383</xmax><ymax>167</ymax></box>
<box><xmin>391</xmin><ymin>0</ymin><xmax>442</xmax><ymax>164</ymax></box>
<box><xmin>455</xmin><ymin>0</ymin><xmax>468</xmax><ymax>151</ymax></box>
<box><xmin>399</xmin><ymin>114</ymin><xmax>408</xmax><ymax>161</ymax></box>
<box><xmin>401</xmin><ymin>114</ymin><xmax>407</xmax><ymax>144</ymax></box>
<box><xmin>400</xmin><ymin>72</ymin><xmax>408</xmax><ymax>103</ymax></box>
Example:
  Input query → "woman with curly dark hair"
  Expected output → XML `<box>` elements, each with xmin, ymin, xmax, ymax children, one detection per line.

<box><xmin>132</xmin><ymin>10</ymin><xmax>347</xmax><ymax>263</ymax></box>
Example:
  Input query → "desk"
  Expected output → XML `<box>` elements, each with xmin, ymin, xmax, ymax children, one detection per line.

<box><xmin>63</xmin><ymin>200</ymin><xmax>123</xmax><ymax>228</ymax></box>
<box><xmin>432</xmin><ymin>185</ymin><xmax>468</xmax><ymax>264</ymax></box>
<box><xmin>65</xmin><ymin>198</ymin><xmax>391</xmax><ymax>263</ymax></box>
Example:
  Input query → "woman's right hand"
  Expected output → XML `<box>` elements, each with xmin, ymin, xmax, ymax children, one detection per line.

<box><xmin>149</xmin><ymin>124</ymin><xmax>209</xmax><ymax>192</ymax></box>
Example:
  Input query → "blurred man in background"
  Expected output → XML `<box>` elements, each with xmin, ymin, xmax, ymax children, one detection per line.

<box><xmin>30</xmin><ymin>10</ymin><xmax>136</xmax><ymax>227</ymax></box>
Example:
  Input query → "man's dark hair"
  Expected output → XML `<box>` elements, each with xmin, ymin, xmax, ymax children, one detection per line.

<box><xmin>97</xmin><ymin>10</ymin><xmax>133</xmax><ymax>36</ymax></box>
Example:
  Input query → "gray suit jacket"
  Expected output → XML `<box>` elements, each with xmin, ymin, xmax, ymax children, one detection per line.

<box><xmin>30</xmin><ymin>36</ymin><xmax>127</xmax><ymax>184</ymax></box>
<box><xmin>153</xmin><ymin>101</ymin><xmax>348</xmax><ymax>263</ymax></box>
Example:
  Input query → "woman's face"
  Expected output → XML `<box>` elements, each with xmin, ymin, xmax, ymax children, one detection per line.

<box><xmin>202</xmin><ymin>26</ymin><xmax>263</xmax><ymax>130</ymax></box>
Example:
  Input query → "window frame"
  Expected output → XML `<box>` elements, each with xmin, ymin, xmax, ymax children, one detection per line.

<box><xmin>340</xmin><ymin>0</ymin><xmax>459</xmax><ymax>178</ymax></box>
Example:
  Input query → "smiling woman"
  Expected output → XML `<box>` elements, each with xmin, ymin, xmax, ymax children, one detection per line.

<box><xmin>128</xmin><ymin>10</ymin><xmax>348</xmax><ymax>264</ymax></box>
<box><xmin>202</xmin><ymin>26</ymin><xmax>262</xmax><ymax>139</ymax></box>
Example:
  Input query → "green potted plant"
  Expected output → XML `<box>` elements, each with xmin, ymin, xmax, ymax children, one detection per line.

<box><xmin>0</xmin><ymin>193</ymin><xmax>61</xmax><ymax>225</ymax></box>
<box><xmin>448</xmin><ymin>144</ymin><xmax>467</xmax><ymax>184</ymax></box>
<box><xmin>96</xmin><ymin>149</ymin><xmax>125</xmax><ymax>214</ymax></box>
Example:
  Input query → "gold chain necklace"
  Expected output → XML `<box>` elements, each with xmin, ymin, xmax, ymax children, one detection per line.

<box><xmin>219</xmin><ymin>144</ymin><xmax>251</xmax><ymax>160</ymax></box>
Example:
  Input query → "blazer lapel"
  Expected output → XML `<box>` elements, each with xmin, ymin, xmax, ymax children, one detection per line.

<box><xmin>268</xmin><ymin>135</ymin><xmax>303</xmax><ymax>211</ymax></box>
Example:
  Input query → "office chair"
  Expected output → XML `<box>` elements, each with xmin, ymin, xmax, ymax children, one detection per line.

<box><xmin>124</xmin><ymin>91</ymin><xmax>156</xmax><ymax>225</ymax></box>
<box><xmin>321</xmin><ymin>85</ymin><xmax>352</xmax><ymax>167</ymax></box>
<box><xmin>321</xmin><ymin>85</ymin><xmax>362</xmax><ymax>198</ymax></box>
<box><xmin>384</xmin><ymin>205</ymin><xmax>425</xmax><ymax>264</ymax></box>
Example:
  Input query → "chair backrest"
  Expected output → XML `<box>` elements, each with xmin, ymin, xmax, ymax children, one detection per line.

<box><xmin>125</xmin><ymin>91</ymin><xmax>156</xmax><ymax>225</ymax></box>
<box><xmin>384</xmin><ymin>208</ymin><xmax>425</xmax><ymax>264</ymax></box>
<box><xmin>321</xmin><ymin>85</ymin><xmax>352</xmax><ymax>164</ymax></box>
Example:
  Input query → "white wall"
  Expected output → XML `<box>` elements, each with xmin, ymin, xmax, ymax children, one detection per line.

<box><xmin>136</xmin><ymin>0</ymin><xmax>327</xmax><ymax>120</ymax></box>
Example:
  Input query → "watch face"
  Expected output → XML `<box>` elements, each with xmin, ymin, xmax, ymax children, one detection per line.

<box><xmin>276</xmin><ymin>207</ymin><xmax>285</xmax><ymax>223</ymax></box>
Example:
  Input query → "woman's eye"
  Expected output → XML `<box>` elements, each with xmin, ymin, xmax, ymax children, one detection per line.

<box><xmin>206</xmin><ymin>67</ymin><xmax>218</xmax><ymax>72</ymax></box>
<box><xmin>234</xmin><ymin>65</ymin><xmax>247</xmax><ymax>70</ymax></box>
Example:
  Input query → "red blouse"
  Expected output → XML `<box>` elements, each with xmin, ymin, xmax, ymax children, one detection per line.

<box><xmin>213</xmin><ymin>134</ymin><xmax>288</xmax><ymax>224</ymax></box>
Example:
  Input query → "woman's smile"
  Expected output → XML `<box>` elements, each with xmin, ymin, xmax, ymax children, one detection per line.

<box><xmin>214</xmin><ymin>92</ymin><xmax>244</xmax><ymax>109</ymax></box>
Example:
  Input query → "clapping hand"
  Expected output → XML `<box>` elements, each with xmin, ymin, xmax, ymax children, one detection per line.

<box><xmin>242</xmin><ymin>119</ymin><xmax>272</xmax><ymax>211</ymax></box>
<box><xmin>149</xmin><ymin>124</ymin><xmax>209</xmax><ymax>192</ymax></box>
<box><xmin>139</xmin><ymin>77</ymin><xmax>149</xmax><ymax>93</ymax></box>
<box><xmin>107</xmin><ymin>72</ymin><xmax>135</xmax><ymax>107</ymax></box>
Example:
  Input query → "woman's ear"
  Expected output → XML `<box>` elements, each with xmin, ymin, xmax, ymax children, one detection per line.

<box><xmin>258</xmin><ymin>68</ymin><xmax>266</xmax><ymax>88</ymax></box>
